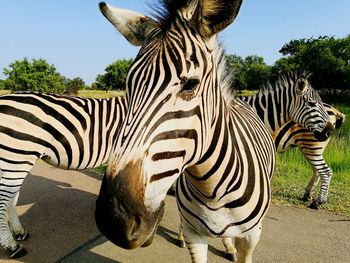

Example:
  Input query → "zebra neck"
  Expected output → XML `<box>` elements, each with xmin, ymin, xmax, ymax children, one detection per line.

<box><xmin>239</xmin><ymin>89</ymin><xmax>291</xmax><ymax>133</ymax></box>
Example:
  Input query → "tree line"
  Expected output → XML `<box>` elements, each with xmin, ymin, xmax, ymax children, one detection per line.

<box><xmin>1</xmin><ymin>35</ymin><xmax>349</xmax><ymax>98</ymax></box>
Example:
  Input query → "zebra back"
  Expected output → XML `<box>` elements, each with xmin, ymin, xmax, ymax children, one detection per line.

<box><xmin>0</xmin><ymin>92</ymin><xmax>126</xmax><ymax>169</ymax></box>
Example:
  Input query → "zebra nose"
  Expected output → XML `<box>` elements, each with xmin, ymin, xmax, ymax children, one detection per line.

<box><xmin>129</xmin><ymin>215</ymin><xmax>142</xmax><ymax>240</ymax></box>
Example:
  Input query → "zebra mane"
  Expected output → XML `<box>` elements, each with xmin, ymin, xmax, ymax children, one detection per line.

<box><xmin>215</xmin><ymin>44</ymin><xmax>236</xmax><ymax>102</ymax></box>
<box><xmin>148</xmin><ymin>0</ymin><xmax>192</xmax><ymax>29</ymax></box>
<box><xmin>258</xmin><ymin>70</ymin><xmax>312</xmax><ymax>95</ymax></box>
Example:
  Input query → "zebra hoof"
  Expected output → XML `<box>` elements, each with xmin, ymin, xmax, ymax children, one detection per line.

<box><xmin>309</xmin><ymin>201</ymin><xmax>320</xmax><ymax>210</ymax></box>
<box><xmin>176</xmin><ymin>239</ymin><xmax>186</xmax><ymax>248</ymax></box>
<box><xmin>8</xmin><ymin>244</ymin><xmax>27</xmax><ymax>259</ymax></box>
<box><xmin>16</xmin><ymin>230</ymin><xmax>29</xmax><ymax>241</ymax></box>
<box><xmin>225</xmin><ymin>252</ymin><xmax>237</xmax><ymax>262</ymax></box>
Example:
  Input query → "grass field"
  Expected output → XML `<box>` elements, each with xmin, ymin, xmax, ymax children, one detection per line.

<box><xmin>272</xmin><ymin>102</ymin><xmax>350</xmax><ymax>216</ymax></box>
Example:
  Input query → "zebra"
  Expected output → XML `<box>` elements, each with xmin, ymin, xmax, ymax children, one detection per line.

<box><xmin>0</xmin><ymin>92</ymin><xmax>126</xmax><ymax>258</ymax></box>
<box><xmin>95</xmin><ymin>1</ymin><xmax>331</xmax><ymax>262</ymax></box>
<box><xmin>272</xmin><ymin>103</ymin><xmax>345</xmax><ymax>208</ymax></box>
<box><xmin>236</xmin><ymin>72</ymin><xmax>341</xmax><ymax>208</ymax></box>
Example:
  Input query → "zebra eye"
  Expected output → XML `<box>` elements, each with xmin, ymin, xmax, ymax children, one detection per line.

<box><xmin>182</xmin><ymin>77</ymin><xmax>200</xmax><ymax>93</ymax></box>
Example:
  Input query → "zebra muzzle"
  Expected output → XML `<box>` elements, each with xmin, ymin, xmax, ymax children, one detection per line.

<box><xmin>313</xmin><ymin>122</ymin><xmax>335</xmax><ymax>142</ymax></box>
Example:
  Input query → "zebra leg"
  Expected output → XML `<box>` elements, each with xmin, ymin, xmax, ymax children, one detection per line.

<box><xmin>235</xmin><ymin>222</ymin><xmax>262</xmax><ymax>263</ymax></box>
<box><xmin>302</xmin><ymin>169</ymin><xmax>320</xmax><ymax>202</ymax></box>
<box><xmin>182</xmin><ymin>223</ymin><xmax>208</xmax><ymax>263</ymax></box>
<box><xmin>309</xmin><ymin>166</ymin><xmax>333</xmax><ymax>210</ymax></box>
<box><xmin>0</xmin><ymin>172</ymin><xmax>28</xmax><ymax>258</ymax></box>
<box><xmin>8</xmin><ymin>192</ymin><xmax>29</xmax><ymax>241</ymax></box>
<box><xmin>221</xmin><ymin>237</ymin><xmax>237</xmax><ymax>262</ymax></box>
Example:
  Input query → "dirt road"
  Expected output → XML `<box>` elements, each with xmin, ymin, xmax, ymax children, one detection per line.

<box><xmin>1</xmin><ymin>162</ymin><xmax>349</xmax><ymax>263</ymax></box>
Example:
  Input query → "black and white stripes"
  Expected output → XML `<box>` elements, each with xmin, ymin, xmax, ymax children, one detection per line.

<box><xmin>95</xmin><ymin>1</ymin><xmax>274</xmax><ymax>262</ymax></box>
<box><xmin>0</xmin><ymin>92</ymin><xmax>126</xmax><ymax>257</ymax></box>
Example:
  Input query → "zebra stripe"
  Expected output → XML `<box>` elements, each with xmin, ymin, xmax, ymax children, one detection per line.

<box><xmin>95</xmin><ymin>1</ymin><xmax>274</xmax><ymax>262</ymax></box>
<box><xmin>0</xmin><ymin>91</ymin><xmax>126</xmax><ymax>256</ymax></box>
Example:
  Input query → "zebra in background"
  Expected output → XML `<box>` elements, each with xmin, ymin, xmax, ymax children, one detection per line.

<box><xmin>0</xmin><ymin>92</ymin><xmax>126</xmax><ymax>258</ymax></box>
<box><xmin>236</xmin><ymin>72</ymin><xmax>342</xmax><ymax>208</ymax></box>
<box><xmin>95</xmin><ymin>1</ymin><xmax>331</xmax><ymax>262</ymax></box>
<box><xmin>272</xmin><ymin>103</ymin><xmax>345</xmax><ymax>208</ymax></box>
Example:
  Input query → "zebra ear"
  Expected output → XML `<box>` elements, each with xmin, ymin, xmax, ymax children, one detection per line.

<box><xmin>295</xmin><ymin>77</ymin><xmax>309</xmax><ymax>95</ymax></box>
<box><xmin>99</xmin><ymin>2</ymin><xmax>158</xmax><ymax>46</ymax></box>
<box><xmin>189</xmin><ymin>0</ymin><xmax>243</xmax><ymax>38</ymax></box>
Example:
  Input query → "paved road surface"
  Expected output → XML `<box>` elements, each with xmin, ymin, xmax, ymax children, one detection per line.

<box><xmin>1</xmin><ymin>162</ymin><xmax>349</xmax><ymax>263</ymax></box>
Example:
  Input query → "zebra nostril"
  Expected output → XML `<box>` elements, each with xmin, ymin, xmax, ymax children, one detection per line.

<box><xmin>129</xmin><ymin>215</ymin><xmax>142</xmax><ymax>240</ymax></box>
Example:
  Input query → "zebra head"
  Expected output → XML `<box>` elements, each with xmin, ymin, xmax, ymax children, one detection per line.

<box><xmin>95</xmin><ymin>0</ymin><xmax>242</xmax><ymax>249</ymax></box>
<box><xmin>289</xmin><ymin>73</ymin><xmax>334</xmax><ymax>141</ymax></box>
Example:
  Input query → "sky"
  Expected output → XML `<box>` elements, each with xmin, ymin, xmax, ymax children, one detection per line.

<box><xmin>1</xmin><ymin>0</ymin><xmax>349</xmax><ymax>85</ymax></box>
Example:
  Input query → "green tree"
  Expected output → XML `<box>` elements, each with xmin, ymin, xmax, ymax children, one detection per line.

<box><xmin>63</xmin><ymin>77</ymin><xmax>87</xmax><ymax>95</ymax></box>
<box><xmin>275</xmin><ymin>35</ymin><xmax>350</xmax><ymax>97</ymax></box>
<box><xmin>2</xmin><ymin>58</ymin><xmax>65</xmax><ymax>93</ymax></box>
<box><xmin>0</xmin><ymin>79</ymin><xmax>4</xmax><ymax>89</ymax></box>
<box><xmin>94</xmin><ymin>59</ymin><xmax>133</xmax><ymax>91</ymax></box>
<box><xmin>226</xmin><ymin>54</ymin><xmax>272</xmax><ymax>91</ymax></box>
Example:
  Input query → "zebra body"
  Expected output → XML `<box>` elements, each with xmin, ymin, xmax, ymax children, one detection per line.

<box><xmin>0</xmin><ymin>92</ymin><xmax>126</xmax><ymax>257</ymax></box>
<box><xmin>95</xmin><ymin>2</ymin><xmax>274</xmax><ymax>262</ymax></box>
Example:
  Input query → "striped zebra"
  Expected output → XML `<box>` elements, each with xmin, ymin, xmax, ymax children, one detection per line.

<box><xmin>0</xmin><ymin>92</ymin><xmax>126</xmax><ymax>258</ymax></box>
<box><xmin>95</xmin><ymin>1</ymin><xmax>331</xmax><ymax>262</ymax></box>
<box><xmin>273</xmin><ymin>103</ymin><xmax>345</xmax><ymax>208</ymax></box>
<box><xmin>237</xmin><ymin>72</ymin><xmax>340</xmax><ymax>208</ymax></box>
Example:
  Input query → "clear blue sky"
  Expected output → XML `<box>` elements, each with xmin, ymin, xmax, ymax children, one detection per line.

<box><xmin>1</xmin><ymin>0</ymin><xmax>349</xmax><ymax>85</ymax></box>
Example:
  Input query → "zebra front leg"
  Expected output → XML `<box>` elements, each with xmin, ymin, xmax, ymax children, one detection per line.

<box><xmin>8</xmin><ymin>192</ymin><xmax>29</xmax><ymax>241</ymax></box>
<box><xmin>235</xmin><ymin>222</ymin><xmax>262</xmax><ymax>263</ymax></box>
<box><xmin>182</xmin><ymin>222</ymin><xmax>208</xmax><ymax>263</ymax></box>
<box><xmin>309</xmin><ymin>167</ymin><xmax>333</xmax><ymax>209</ymax></box>
<box><xmin>222</xmin><ymin>237</ymin><xmax>237</xmax><ymax>262</ymax></box>
<box><xmin>302</xmin><ymin>169</ymin><xmax>319</xmax><ymax>202</ymax></box>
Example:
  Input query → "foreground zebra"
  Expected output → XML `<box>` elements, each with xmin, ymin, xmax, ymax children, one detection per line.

<box><xmin>0</xmin><ymin>92</ymin><xmax>126</xmax><ymax>258</ymax></box>
<box><xmin>95</xmin><ymin>1</ymin><xmax>332</xmax><ymax>262</ymax></box>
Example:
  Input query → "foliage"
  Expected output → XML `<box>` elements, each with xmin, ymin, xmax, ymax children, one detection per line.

<box><xmin>2</xmin><ymin>58</ymin><xmax>65</xmax><ymax>93</ymax></box>
<box><xmin>63</xmin><ymin>77</ymin><xmax>87</xmax><ymax>95</ymax></box>
<box><xmin>0</xmin><ymin>79</ymin><xmax>4</xmax><ymax>89</ymax></box>
<box><xmin>226</xmin><ymin>54</ymin><xmax>272</xmax><ymax>91</ymax></box>
<box><xmin>275</xmin><ymin>35</ymin><xmax>350</xmax><ymax>97</ymax></box>
<box><xmin>93</xmin><ymin>59</ymin><xmax>133</xmax><ymax>91</ymax></box>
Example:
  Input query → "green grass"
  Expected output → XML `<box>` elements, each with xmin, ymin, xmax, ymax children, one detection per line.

<box><xmin>271</xmin><ymin>102</ymin><xmax>350</xmax><ymax>216</ymax></box>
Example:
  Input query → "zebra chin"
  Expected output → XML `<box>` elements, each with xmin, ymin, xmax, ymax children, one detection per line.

<box><xmin>95</xmin><ymin>160</ymin><xmax>165</xmax><ymax>249</ymax></box>
<box><xmin>313</xmin><ymin>122</ymin><xmax>335</xmax><ymax>142</ymax></box>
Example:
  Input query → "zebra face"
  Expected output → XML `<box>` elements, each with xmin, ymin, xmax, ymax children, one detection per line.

<box><xmin>96</xmin><ymin>0</ymin><xmax>242</xmax><ymax>249</ymax></box>
<box><xmin>291</xmin><ymin>76</ymin><xmax>334</xmax><ymax>141</ymax></box>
